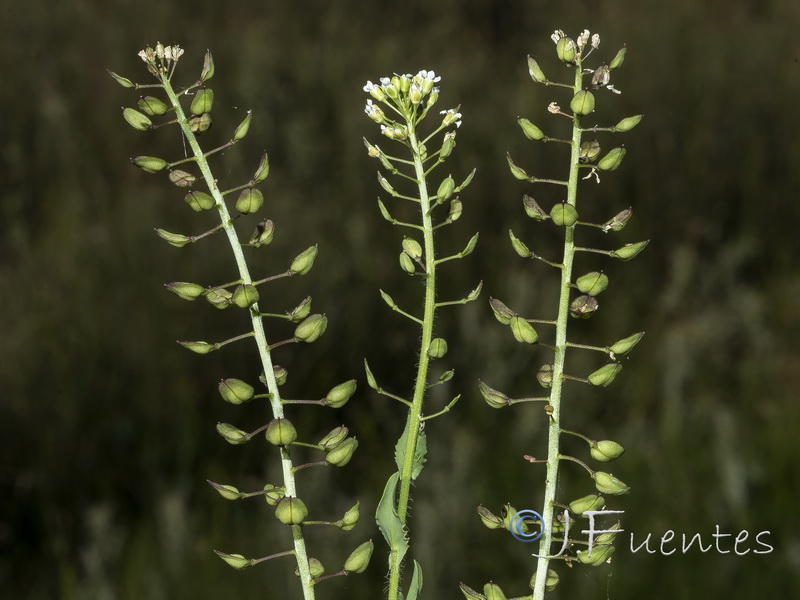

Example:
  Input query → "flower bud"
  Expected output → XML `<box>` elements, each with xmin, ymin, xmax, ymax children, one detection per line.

<box><xmin>402</xmin><ymin>237</ymin><xmax>423</xmax><ymax>260</ymax></box>
<box><xmin>527</xmin><ymin>55</ymin><xmax>547</xmax><ymax>83</ymax></box>
<box><xmin>509</xmin><ymin>230</ymin><xmax>532</xmax><ymax>258</ymax></box>
<box><xmin>612</xmin><ymin>240</ymin><xmax>649</xmax><ymax>260</ymax></box>
<box><xmin>232</xmin><ymin>284</ymin><xmax>259</xmax><ymax>308</ymax></box>
<box><xmin>609</xmin><ymin>46</ymin><xmax>627</xmax><ymax>69</ymax></box>
<box><xmin>603</xmin><ymin>207</ymin><xmax>632</xmax><ymax>232</ymax></box>
<box><xmin>489</xmin><ymin>297</ymin><xmax>516</xmax><ymax>325</ymax></box>
<box><xmin>510</xmin><ymin>317</ymin><xmax>539</xmax><ymax>344</ymax></box>
<box><xmin>249</xmin><ymin>219</ymin><xmax>275</xmax><ymax>246</ymax></box>
<box><xmin>233</xmin><ymin>111</ymin><xmax>252</xmax><ymax>142</ymax></box>
<box><xmin>122</xmin><ymin>107</ymin><xmax>152</xmax><ymax>130</ymax></box>
<box><xmin>326</xmin><ymin>437</ymin><xmax>358</xmax><ymax>467</ymax></box>
<box><xmin>218</xmin><ymin>378</ymin><xmax>255</xmax><ymax>404</ymax></box>
<box><xmin>593</xmin><ymin>471</ymin><xmax>630</xmax><ymax>495</ymax></box>
<box><xmin>339</xmin><ymin>501</ymin><xmax>360</xmax><ymax>531</ymax></box>
<box><xmin>319</xmin><ymin>426</ymin><xmax>349</xmax><ymax>450</ymax></box>
<box><xmin>399</xmin><ymin>251</ymin><xmax>416</xmax><ymax>274</ymax></box>
<box><xmin>428</xmin><ymin>338</ymin><xmax>448</xmax><ymax>359</ymax></box>
<box><xmin>290</xmin><ymin>245</ymin><xmax>318</xmax><ymax>275</ymax></box>
<box><xmin>523</xmin><ymin>195</ymin><xmax>548</xmax><ymax>220</ymax></box>
<box><xmin>343</xmin><ymin>540</ymin><xmax>373</xmax><ymax>574</ymax></box>
<box><xmin>556</xmin><ymin>37</ymin><xmax>577</xmax><ymax>63</ymax></box>
<box><xmin>165</xmin><ymin>281</ymin><xmax>205</xmax><ymax>301</ymax></box>
<box><xmin>183</xmin><ymin>190</ymin><xmax>215</xmax><ymax>212</ymax></box>
<box><xmin>569</xmin><ymin>294</ymin><xmax>599</xmax><ymax>319</ymax></box>
<box><xmin>550</xmin><ymin>203</ymin><xmax>579</xmax><ymax>227</ymax></box>
<box><xmin>568</xmin><ymin>494</ymin><xmax>606</xmax><ymax>515</ymax></box>
<box><xmin>216</xmin><ymin>422</ymin><xmax>248</xmax><ymax>444</ymax></box>
<box><xmin>577</xmin><ymin>543</ymin><xmax>615</xmax><ymax>566</ymax></box>
<box><xmin>324</xmin><ymin>380</ymin><xmax>357</xmax><ymax>408</ymax></box>
<box><xmin>576</xmin><ymin>272</ymin><xmax>609</xmax><ymax>295</ymax></box>
<box><xmin>506</xmin><ymin>153</ymin><xmax>530</xmax><ymax>180</ymax></box>
<box><xmin>580</xmin><ymin>139</ymin><xmax>602</xmax><ymax>162</ymax></box>
<box><xmin>614</xmin><ymin>114</ymin><xmax>643</xmax><ymax>132</ymax></box>
<box><xmin>214</xmin><ymin>550</ymin><xmax>251</xmax><ymax>570</ymax></box>
<box><xmin>437</xmin><ymin>175</ymin><xmax>455</xmax><ymax>203</ymax></box>
<box><xmin>587</xmin><ymin>363</ymin><xmax>622</xmax><ymax>387</ymax></box>
<box><xmin>137</xmin><ymin>96</ymin><xmax>169</xmax><ymax>116</ymax></box>
<box><xmin>190</xmin><ymin>88</ymin><xmax>214</xmax><ymax>116</ymax></box>
<box><xmin>168</xmin><ymin>169</ymin><xmax>196</xmax><ymax>187</ymax></box>
<box><xmin>483</xmin><ymin>583</ymin><xmax>508</xmax><ymax>600</ymax></box>
<box><xmin>537</xmin><ymin>363</ymin><xmax>554</xmax><ymax>388</ymax></box>
<box><xmin>478</xmin><ymin>380</ymin><xmax>510</xmax><ymax>409</ymax></box>
<box><xmin>570</xmin><ymin>90</ymin><xmax>595</xmax><ymax>116</ymax></box>
<box><xmin>179</xmin><ymin>340</ymin><xmax>216</xmax><ymax>354</ymax></box>
<box><xmin>266</xmin><ymin>418</ymin><xmax>297</xmax><ymax>446</ymax></box>
<box><xmin>597</xmin><ymin>147</ymin><xmax>626</xmax><ymax>171</ymax></box>
<box><xmin>275</xmin><ymin>496</ymin><xmax>308</xmax><ymax>525</ymax></box>
<box><xmin>207</xmin><ymin>480</ymin><xmax>242</xmax><ymax>500</ymax></box>
<box><xmin>287</xmin><ymin>296</ymin><xmax>312</xmax><ymax>322</ymax></box>
<box><xmin>263</xmin><ymin>483</ymin><xmax>285</xmax><ymax>506</ymax></box>
<box><xmin>609</xmin><ymin>332</ymin><xmax>645</xmax><ymax>356</ymax></box>
<box><xmin>206</xmin><ymin>288</ymin><xmax>233</xmax><ymax>309</ymax></box>
<box><xmin>591</xmin><ymin>440</ymin><xmax>625</xmax><ymax>461</ymax></box>
<box><xmin>459</xmin><ymin>583</ymin><xmax>485</xmax><ymax>600</ymax></box>
<box><xmin>253</xmin><ymin>152</ymin><xmax>270</xmax><ymax>183</ymax></box>
<box><xmin>477</xmin><ymin>504</ymin><xmax>504</xmax><ymax>529</ymax></box>
<box><xmin>294</xmin><ymin>314</ymin><xmax>327</xmax><ymax>343</ymax></box>
<box><xmin>235</xmin><ymin>187</ymin><xmax>264</xmax><ymax>214</ymax></box>
<box><xmin>518</xmin><ymin>118</ymin><xmax>545</xmax><ymax>141</ymax></box>
<box><xmin>132</xmin><ymin>156</ymin><xmax>168</xmax><ymax>173</ymax></box>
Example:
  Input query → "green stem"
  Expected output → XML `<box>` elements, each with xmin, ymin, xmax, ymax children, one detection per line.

<box><xmin>161</xmin><ymin>78</ymin><xmax>316</xmax><ymax>600</ymax></box>
<box><xmin>531</xmin><ymin>60</ymin><xmax>584</xmax><ymax>600</ymax></box>
<box><xmin>387</xmin><ymin>125</ymin><xmax>437</xmax><ymax>600</ymax></box>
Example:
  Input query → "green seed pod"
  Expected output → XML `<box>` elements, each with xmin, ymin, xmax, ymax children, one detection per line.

<box><xmin>580</xmin><ymin>139</ymin><xmax>602</xmax><ymax>162</ymax></box>
<box><xmin>506</xmin><ymin>153</ymin><xmax>530</xmax><ymax>180</ymax></box>
<box><xmin>591</xmin><ymin>440</ymin><xmax>626</xmax><ymax>461</ymax></box>
<box><xmin>544</xmin><ymin>569</ymin><xmax>560</xmax><ymax>592</ymax></box>
<box><xmin>297</xmin><ymin>557</ymin><xmax>325</xmax><ymax>578</ymax></box>
<box><xmin>340</xmin><ymin>501</ymin><xmax>360</xmax><ymax>531</ymax></box>
<box><xmin>214</xmin><ymin>551</ymin><xmax>251</xmax><ymax>570</ymax></box>
<box><xmin>609</xmin><ymin>46</ymin><xmax>627</xmax><ymax>69</ymax></box>
<box><xmin>477</xmin><ymin>504</ymin><xmax>504</xmax><ymax>529</ymax></box>
<box><xmin>402</xmin><ymin>237</ymin><xmax>423</xmax><ymax>260</ymax></box>
<box><xmin>577</xmin><ymin>543</ymin><xmax>615</xmax><ymax>566</ymax></box>
<box><xmin>326</xmin><ymin>437</ymin><xmax>358</xmax><ymax>467</ymax></box>
<box><xmin>447</xmin><ymin>197</ymin><xmax>463</xmax><ymax>223</ymax></box>
<box><xmin>556</xmin><ymin>37</ymin><xmax>577</xmax><ymax>63</ymax></box>
<box><xmin>319</xmin><ymin>426</ymin><xmax>349</xmax><ymax>450</ymax></box>
<box><xmin>108</xmin><ymin>70</ymin><xmax>135</xmax><ymax>88</ymax></box>
<box><xmin>597</xmin><ymin>146</ymin><xmax>626</xmax><ymax>171</ymax></box>
<box><xmin>287</xmin><ymin>296</ymin><xmax>312</xmax><ymax>322</ymax></box>
<box><xmin>252</xmin><ymin>151</ymin><xmax>270</xmax><ymax>183</ymax></box>
<box><xmin>457</xmin><ymin>168</ymin><xmax>476</xmax><ymax>192</ymax></box>
<box><xmin>178</xmin><ymin>340</ymin><xmax>216</xmax><ymax>354</ymax></box>
<box><xmin>290</xmin><ymin>245</ymin><xmax>318</xmax><ymax>275</ymax></box>
<box><xmin>603</xmin><ymin>207</ymin><xmax>633</xmax><ymax>232</ymax></box>
<box><xmin>206</xmin><ymin>288</ymin><xmax>233</xmax><ymax>309</ymax></box>
<box><xmin>232</xmin><ymin>284</ymin><xmax>259</xmax><ymax>308</ymax></box>
<box><xmin>263</xmin><ymin>484</ymin><xmax>285</xmax><ymax>506</ymax></box>
<box><xmin>218</xmin><ymin>378</ymin><xmax>255</xmax><ymax>405</ymax></box>
<box><xmin>437</xmin><ymin>369</ymin><xmax>455</xmax><ymax>384</ymax></box>
<box><xmin>588</xmin><ymin>363</ymin><xmax>622</xmax><ymax>387</ymax></box>
<box><xmin>612</xmin><ymin>240</ymin><xmax>649</xmax><ymax>260</ymax></box>
<box><xmin>593</xmin><ymin>471</ymin><xmax>630</xmax><ymax>495</ymax></box>
<box><xmin>550</xmin><ymin>203</ymin><xmax>579</xmax><ymax>227</ymax></box>
<box><xmin>343</xmin><ymin>540</ymin><xmax>373</xmax><ymax>574</ymax></box>
<box><xmin>609</xmin><ymin>331</ymin><xmax>645</xmax><ymax>356</ymax></box>
<box><xmin>207</xmin><ymin>480</ymin><xmax>241</xmax><ymax>500</ymax></box>
<box><xmin>483</xmin><ymin>583</ymin><xmax>508</xmax><ymax>600</ymax></box>
<box><xmin>518</xmin><ymin>117</ymin><xmax>545</xmax><ymax>141</ymax></box>
<box><xmin>510</xmin><ymin>316</ymin><xmax>539</xmax><ymax>344</ymax></box>
<box><xmin>570</xmin><ymin>90</ymin><xmax>596</xmax><ymax>116</ymax></box>
<box><xmin>576</xmin><ymin>272</ymin><xmax>609</xmax><ymax>295</ymax></box>
<box><xmin>508</xmin><ymin>230</ymin><xmax>532</xmax><ymax>258</ymax></box>
<box><xmin>265</xmin><ymin>418</ymin><xmax>297</xmax><ymax>446</ymax></box>
<box><xmin>248</xmin><ymin>219</ymin><xmax>275</xmax><ymax>247</ymax></box>
<box><xmin>183</xmin><ymin>190</ymin><xmax>215</xmax><ymax>212</ymax></box>
<box><xmin>428</xmin><ymin>338</ymin><xmax>448</xmax><ymax>359</ymax></box>
<box><xmin>569</xmin><ymin>294</ymin><xmax>599</xmax><ymax>319</ymax></box>
<box><xmin>527</xmin><ymin>55</ymin><xmax>547</xmax><ymax>83</ymax></box>
<box><xmin>324</xmin><ymin>379</ymin><xmax>357</xmax><ymax>408</ymax></box>
<box><xmin>478</xmin><ymin>380</ymin><xmax>510</xmax><ymax>409</ymax></box>
<box><xmin>188</xmin><ymin>112</ymin><xmax>212</xmax><ymax>133</ymax></box>
<box><xmin>500</xmin><ymin>503</ymin><xmax>520</xmax><ymax>530</ymax></box>
<box><xmin>200</xmin><ymin>50</ymin><xmax>215</xmax><ymax>82</ymax></box>
<box><xmin>294</xmin><ymin>314</ymin><xmax>328</xmax><ymax>343</ymax></box>
<box><xmin>275</xmin><ymin>496</ymin><xmax>308</xmax><ymax>525</ymax></box>
<box><xmin>137</xmin><ymin>96</ymin><xmax>169</xmax><ymax>116</ymax></box>
<box><xmin>190</xmin><ymin>88</ymin><xmax>214</xmax><ymax>116</ymax></box>
<box><xmin>489</xmin><ymin>297</ymin><xmax>516</xmax><ymax>325</ymax></box>
<box><xmin>460</xmin><ymin>583</ymin><xmax>486</xmax><ymax>600</ymax></box>
<box><xmin>235</xmin><ymin>187</ymin><xmax>264</xmax><ymax>214</ymax></box>
<box><xmin>233</xmin><ymin>111</ymin><xmax>252</xmax><ymax>141</ymax></box>
<box><xmin>461</xmin><ymin>232</ymin><xmax>479</xmax><ymax>257</ymax></box>
<box><xmin>399</xmin><ymin>251</ymin><xmax>416</xmax><ymax>274</ymax></box>
<box><xmin>122</xmin><ymin>107</ymin><xmax>152</xmax><ymax>130</ymax></box>
<box><xmin>216</xmin><ymin>422</ymin><xmax>248</xmax><ymax>444</ymax></box>
<box><xmin>168</xmin><ymin>170</ymin><xmax>196</xmax><ymax>187</ymax></box>
<box><xmin>523</xmin><ymin>195</ymin><xmax>549</xmax><ymax>220</ymax></box>
<box><xmin>271</xmin><ymin>365</ymin><xmax>289</xmax><ymax>386</ymax></box>
<box><xmin>364</xmin><ymin>359</ymin><xmax>379</xmax><ymax>390</ymax></box>
<box><xmin>568</xmin><ymin>494</ymin><xmax>606</xmax><ymax>515</ymax></box>
<box><xmin>131</xmin><ymin>156</ymin><xmax>168</xmax><ymax>173</ymax></box>
<box><xmin>377</xmin><ymin>172</ymin><xmax>396</xmax><ymax>195</ymax></box>
<box><xmin>440</xmin><ymin>131</ymin><xmax>456</xmax><ymax>158</ymax></box>
<box><xmin>165</xmin><ymin>281</ymin><xmax>205</xmax><ymax>301</ymax></box>
<box><xmin>437</xmin><ymin>175</ymin><xmax>456</xmax><ymax>203</ymax></box>
<box><xmin>595</xmin><ymin>522</ymin><xmax>622</xmax><ymax>545</ymax></box>
<box><xmin>614</xmin><ymin>114</ymin><xmax>644</xmax><ymax>132</ymax></box>
<box><xmin>537</xmin><ymin>363</ymin><xmax>554</xmax><ymax>388</ymax></box>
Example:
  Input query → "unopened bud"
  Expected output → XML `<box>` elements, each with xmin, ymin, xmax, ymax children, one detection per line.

<box><xmin>218</xmin><ymin>378</ymin><xmax>255</xmax><ymax>404</ymax></box>
<box><xmin>593</xmin><ymin>471</ymin><xmax>630</xmax><ymax>495</ymax></box>
<box><xmin>576</xmin><ymin>272</ymin><xmax>609</xmax><ymax>295</ymax></box>
<box><xmin>518</xmin><ymin>118</ymin><xmax>545</xmax><ymax>141</ymax></box>
<box><xmin>568</xmin><ymin>494</ymin><xmax>606</xmax><ymax>515</ymax></box>
<box><xmin>614</xmin><ymin>114</ymin><xmax>643</xmax><ymax>132</ymax></box>
<box><xmin>612</xmin><ymin>240</ymin><xmax>649</xmax><ymax>260</ymax></box>
<box><xmin>570</xmin><ymin>90</ymin><xmax>596</xmax><ymax>116</ymax></box>
<box><xmin>275</xmin><ymin>496</ymin><xmax>308</xmax><ymax>525</ymax></box>
<box><xmin>265</xmin><ymin>418</ymin><xmax>297</xmax><ymax>446</ymax></box>
<box><xmin>587</xmin><ymin>363</ymin><xmax>622</xmax><ymax>387</ymax></box>
<box><xmin>569</xmin><ymin>294</ymin><xmax>599</xmax><ymax>319</ymax></box>
<box><xmin>590</xmin><ymin>440</ymin><xmax>625</xmax><ymax>461</ymax></box>
<box><xmin>343</xmin><ymin>540</ymin><xmax>373</xmax><ymax>574</ymax></box>
<box><xmin>523</xmin><ymin>195</ymin><xmax>549</xmax><ymax>220</ymax></box>
<box><xmin>232</xmin><ymin>284</ymin><xmax>259</xmax><ymax>308</ymax></box>
<box><xmin>290</xmin><ymin>245</ymin><xmax>318</xmax><ymax>275</ymax></box>
<box><xmin>184</xmin><ymin>190</ymin><xmax>216</xmax><ymax>212</ymax></box>
<box><xmin>235</xmin><ymin>188</ymin><xmax>264</xmax><ymax>214</ymax></box>
<box><xmin>294</xmin><ymin>314</ymin><xmax>327</xmax><ymax>343</ymax></box>
<box><xmin>510</xmin><ymin>316</ymin><xmax>539</xmax><ymax>344</ymax></box>
<box><xmin>597</xmin><ymin>147</ymin><xmax>626</xmax><ymax>171</ymax></box>
<box><xmin>550</xmin><ymin>203</ymin><xmax>579</xmax><ymax>227</ymax></box>
<box><xmin>324</xmin><ymin>380</ymin><xmax>357</xmax><ymax>408</ymax></box>
<box><xmin>609</xmin><ymin>331</ymin><xmax>645</xmax><ymax>356</ymax></box>
<box><xmin>326</xmin><ymin>437</ymin><xmax>358</xmax><ymax>467</ymax></box>
<box><xmin>165</xmin><ymin>281</ymin><xmax>205</xmax><ymax>301</ymax></box>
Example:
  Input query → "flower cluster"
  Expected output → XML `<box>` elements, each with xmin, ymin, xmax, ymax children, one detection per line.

<box><xmin>138</xmin><ymin>42</ymin><xmax>185</xmax><ymax>78</ymax></box>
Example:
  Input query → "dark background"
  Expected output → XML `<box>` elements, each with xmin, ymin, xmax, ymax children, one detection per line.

<box><xmin>2</xmin><ymin>0</ymin><xmax>799</xmax><ymax>598</ymax></box>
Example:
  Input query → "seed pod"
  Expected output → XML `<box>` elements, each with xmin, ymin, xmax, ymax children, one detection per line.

<box><xmin>506</xmin><ymin>153</ymin><xmax>530</xmax><ymax>180</ymax></box>
<box><xmin>614</xmin><ymin>114</ymin><xmax>644</xmax><ymax>132</ymax></box>
<box><xmin>527</xmin><ymin>55</ymin><xmax>547</xmax><ymax>83</ymax></box>
<box><xmin>556</xmin><ymin>37</ymin><xmax>577</xmax><ymax>63</ymax></box>
<box><xmin>343</xmin><ymin>540</ymin><xmax>373</xmax><ymax>574</ymax></box>
<box><xmin>294</xmin><ymin>314</ymin><xmax>327</xmax><ymax>343</ymax></box>
<box><xmin>168</xmin><ymin>170</ymin><xmax>196</xmax><ymax>187</ymax></box>
<box><xmin>265</xmin><ymin>418</ymin><xmax>297</xmax><ymax>446</ymax></box>
<box><xmin>483</xmin><ymin>583</ymin><xmax>508</xmax><ymax>600</ymax></box>
<box><xmin>131</xmin><ymin>156</ymin><xmax>168</xmax><ymax>173</ymax></box>
<box><xmin>609</xmin><ymin>331</ymin><xmax>645</xmax><ymax>356</ymax></box>
<box><xmin>577</xmin><ymin>543</ymin><xmax>615</xmax><ymax>566</ymax></box>
<box><xmin>215</xmin><ymin>551</ymin><xmax>251</xmax><ymax>570</ymax></box>
<box><xmin>544</xmin><ymin>569</ymin><xmax>559</xmax><ymax>592</ymax></box>
<box><xmin>428</xmin><ymin>338</ymin><xmax>448</xmax><ymax>359</ymax></box>
<box><xmin>270</xmin><ymin>365</ymin><xmax>288</xmax><ymax>386</ymax></box>
<box><xmin>289</xmin><ymin>245</ymin><xmax>318</xmax><ymax>275</ymax></box>
<box><xmin>597</xmin><ymin>147</ymin><xmax>626</xmax><ymax>171</ymax></box>
<box><xmin>187</xmin><ymin>113</ymin><xmax>212</xmax><ymax>133</ymax></box>
<box><xmin>263</xmin><ymin>484</ymin><xmax>285</xmax><ymax>506</ymax></box>
<box><xmin>319</xmin><ymin>426</ymin><xmax>349</xmax><ymax>450</ymax></box>
<box><xmin>326</xmin><ymin>437</ymin><xmax>358</xmax><ymax>467</ymax></box>
<box><xmin>232</xmin><ymin>284</ymin><xmax>259</xmax><ymax>308</ymax></box>
<box><xmin>218</xmin><ymin>378</ymin><xmax>255</xmax><ymax>405</ymax></box>
<box><xmin>206</xmin><ymin>288</ymin><xmax>233</xmax><ymax>309</ymax></box>
<box><xmin>478</xmin><ymin>380</ymin><xmax>510</xmax><ymax>409</ymax></box>
<box><xmin>461</xmin><ymin>232</ymin><xmax>479</xmax><ymax>257</ymax></box>
<box><xmin>587</xmin><ymin>363</ymin><xmax>622</xmax><ymax>387</ymax></box>
<box><xmin>590</xmin><ymin>440</ymin><xmax>626</xmax><ymax>461</ymax></box>
<box><xmin>253</xmin><ymin>152</ymin><xmax>270</xmax><ymax>183</ymax></box>
<box><xmin>518</xmin><ymin>117</ymin><xmax>545</xmax><ymax>141</ymax></box>
<box><xmin>402</xmin><ymin>237</ymin><xmax>423</xmax><ymax>260</ymax></box>
<box><xmin>523</xmin><ymin>195</ymin><xmax>548</xmax><ymax>220</ymax></box>
<box><xmin>233</xmin><ymin>111</ymin><xmax>252</xmax><ymax>141</ymax></box>
<box><xmin>460</xmin><ymin>583</ymin><xmax>486</xmax><ymax>600</ymax></box>
<box><xmin>340</xmin><ymin>501</ymin><xmax>360</xmax><ymax>531</ymax></box>
<box><xmin>301</xmin><ymin>558</ymin><xmax>325</xmax><ymax>578</ymax></box>
<box><xmin>570</xmin><ymin>90</ymin><xmax>595</xmax><ymax>116</ymax></box>
<box><xmin>609</xmin><ymin>46</ymin><xmax>627</xmax><ymax>69</ymax></box>
<box><xmin>440</xmin><ymin>131</ymin><xmax>456</xmax><ymax>158</ymax></box>
<box><xmin>550</xmin><ymin>203</ymin><xmax>578</xmax><ymax>227</ymax></box>
<box><xmin>216</xmin><ymin>422</ymin><xmax>248</xmax><ymax>444</ymax></box>
<box><xmin>510</xmin><ymin>316</ymin><xmax>538</xmax><ymax>344</ymax></box>
<box><xmin>235</xmin><ymin>188</ymin><xmax>264</xmax><ymax>214</ymax></box>
<box><xmin>570</xmin><ymin>294</ymin><xmax>599</xmax><ymax>319</ymax></box>
<box><xmin>456</xmin><ymin>168</ymin><xmax>476</xmax><ymax>191</ymax></box>
<box><xmin>489</xmin><ymin>297</ymin><xmax>516</xmax><ymax>325</ymax></box>
<box><xmin>364</xmin><ymin>360</ymin><xmax>379</xmax><ymax>390</ymax></box>
<box><xmin>595</xmin><ymin>522</ymin><xmax>622</xmax><ymax>545</ymax></box>
<box><xmin>207</xmin><ymin>480</ymin><xmax>242</xmax><ymax>500</ymax></box>
<box><xmin>178</xmin><ymin>340</ymin><xmax>216</xmax><ymax>354</ymax></box>
<box><xmin>447</xmin><ymin>197</ymin><xmax>463</xmax><ymax>223</ymax></box>
<box><xmin>182</xmin><ymin>190</ymin><xmax>214</xmax><ymax>212</ymax></box>
<box><xmin>399</xmin><ymin>251</ymin><xmax>416</xmax><ymax>274</ymax></box>
<box><xmin>122</xmin><ymin>107</ymin><xmax>152</xmax><ymax>130</ymax></box>
<box><xmin>603</xmin><ymin>207</ymin><xmax>633</xmax><ymax>232</ymax></box>
<box><xmin>477</xmin><ymin>505</ymin><xmax>504</xmax><ymax>529</ymax></box>
<box><xmin>165</xmin><ymin>281</ymin><xmax>205</xmax><ymax>301</ymax></box>
<box><xmin>287</xmin><ymin>296</ymin><xmax>312</xmax><ymax>322</ymax></box>
<box><xmin>612</xmin><ymin>240</ymin><xmax>649</xmax><ymax>260</ymax></box>
<box><xmin>275</xmin><ymin>496</ymin><xmax>308</xmax><ymax>525</ymax></box>
<box><xmin>137</xmin><ymin>96</ymin><xmax>169</xmax><ymax>116</ymax></box>
<box><xmin>580</xmin><ymin>139</ymin><xmax>602</xmax><ymax>162</ymax></box>
<box><xmin>509</xmin><ymin>230</ymin><xmax>532</xmax><ymax>258</ymax></box>
<box><xmin>200</xmin><ymin>50</ymin><xmax>215</xmax><ymax>82</ymax></box>
<box><xmin>576</xmin><ymin>272</ymin><xmax>609</xmax><ymax>295</ymax></box>
<box><xmin>593</xmin><ymin>471</ymin><xmax>630</xmax><ymax>495</ymax></box>
<box><xmin>190</xmin><ymin>88</ymin><xmax>214</xmax><ymax>116</ymax></box>
<box><xmin>324</xmin><ymin>380</ymin><xmax>357</xmax><ymax>408</ymax></box>
<box><xmin>537</xmin><ymin>363</ymin><xmax>554</xmax><ymax>388</ymax></box>
<box><xmin>108</xmin><ymin>70</ymin><xmax>135</xmax><ymax>88</ymax></box>
<box><xmin>247</xmin><ymin>218</ymin><xmax>274</xmax><ymax>247</ymax></box>
<box><xmin>568</xmin><ymin>494</ymin><xmax>606</xmax><ymax>515</ymax></box>
<box><xmin>437</xmin><ymin>175</ymin><xmax>455</xmax><ymax>203</ymax></box>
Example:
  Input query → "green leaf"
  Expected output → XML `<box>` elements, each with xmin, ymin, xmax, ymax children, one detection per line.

<box><xmin>394</xmin><ymin>420</ymin><xmax>427</xmax><ymax>480</ymax></box>
<box><xmin>375</xmin><ymin>473</ymin><xmax>409</xmax><ymax>567</ymax></box>
<box><xmin>406</xmin><ymin>560</ymin><xmax>423</xmax><ymax>600</ymax></box>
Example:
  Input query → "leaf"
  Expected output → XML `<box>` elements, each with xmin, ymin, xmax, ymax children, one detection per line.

<box><xmin>394</xmin><ymin>420</ymin><xmax>427</xmax><ymax>480</ymax></box>
<box><xmin>406</xmin><ymin>560</ymin><xmax>423</xmax><ymax>600</ymax></box>
<box><xmin>376</xmin><ymin>473</ymin><xmax>409</xmax><ymax>567</ymax></box>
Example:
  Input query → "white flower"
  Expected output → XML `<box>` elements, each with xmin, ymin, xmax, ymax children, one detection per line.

<box><xmin>551</xmin><ymin>30</ymin><xmax>565</xmax><ymax>44</ymax></box>
<box><xmin>547</xmin><ymin>102</ymin><xmax>561</xmax><ymax>114</ymax></box>
<box><xmin>591</xmin><ymin>34</ymin><xmax>600</xmax><ymax>49</ymax></box>
<box><xmin>577</xmin><ymin>30</ymin><xmax>590</xmax><ymax>50</ymax></box>
<box><xmin>440</xmin><ymin>108</ymin><xmax>462</xmax><ymax>128</ymax></box>
<box><xmin>365</xmin><ymin>99</ymin><xmax>385</xmax><ymax>122</ymax></box>
<box><xmin>363</xmin><ymin>80</ymin><xmax>376</xmax><ymax>93</ymax></box>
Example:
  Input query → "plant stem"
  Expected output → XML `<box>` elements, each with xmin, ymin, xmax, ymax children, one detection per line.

<box><xmin>531</xmin><ymin>60</ymin><xmax>584</xmax><ymax>600</ymax></box>
<box><xmin>160</xmin><ymin>79</ymin><xmax>316</xmax><ymax>600</ymax></box>
<box><xmin>387</xmin><ymin>125</ymin><xmax>437</xmax><ymax>600</ymax></box>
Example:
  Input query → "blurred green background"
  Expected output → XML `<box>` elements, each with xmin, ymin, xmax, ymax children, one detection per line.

<box><xmin>2</xmin><ymin>0</ymin><xmax>799</xmax><ymax>598</ymax></box>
